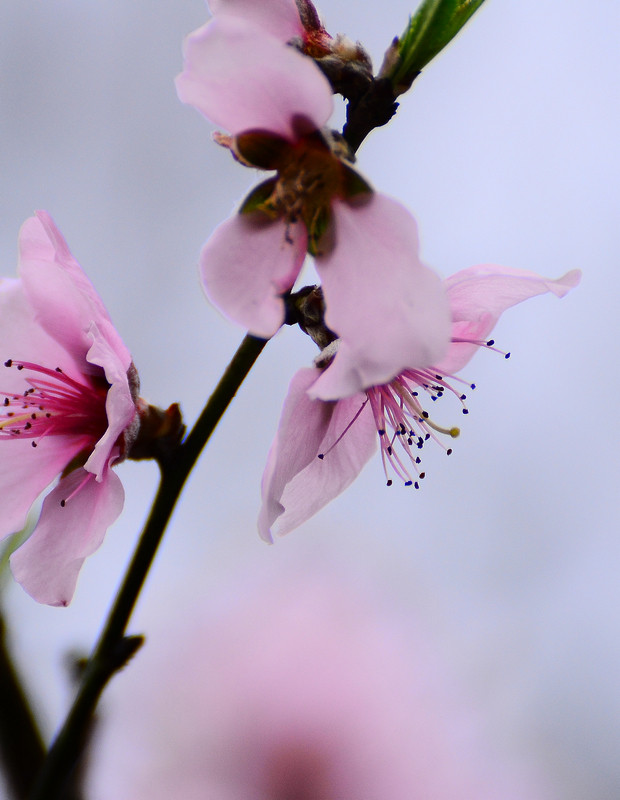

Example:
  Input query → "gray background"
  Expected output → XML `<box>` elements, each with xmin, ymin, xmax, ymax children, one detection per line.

<box><xmin>1</xmin><ymin>1</ymin><xmax>618</xmax><ymax>797</ymax></box>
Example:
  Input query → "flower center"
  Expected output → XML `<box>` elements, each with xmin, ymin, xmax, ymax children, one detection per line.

<box><xmin>366</xmin><ymin>369</ymin><xmax>465</xmax><ymax>488</ymax></box>
<box><xmin>317</xmin><ymin>337</ymin><xmax>510</xmax><ymax>487</ymax></box>
<box><xmin>259</xmin><ymin>135</ymin><xmax>351</xmax><ymax>255</ymax></box>
<box><xmin>233</xmin><ymin>125</ymin><xmax>371</xmax><ymax>256</ymax></box>
<box><xmin>271</xmin><ymin>138</ymin><xmax>345</xmax><ymax>215</ymax></box>
<box><xmin>0</xmin><ymin>359</ymin><xmax>109</xmax><ymax>450</ymax></box>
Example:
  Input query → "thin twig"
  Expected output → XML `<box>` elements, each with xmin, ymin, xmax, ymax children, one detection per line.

<box><xmin>27</xmin><ymin>334</ymin><xmax>268</xmax><ymax>800</ymax></box>
<box><xmin>0</xmin><ymin>611</ymin><xmax>46</xmax><ymax>800</ymax></box>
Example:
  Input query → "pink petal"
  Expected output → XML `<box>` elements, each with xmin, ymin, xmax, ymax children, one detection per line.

<box><xmin>175</xmin><ymin>17</ymin><xmax>333</xmax><ymax>138</ymax></box>
<box><xmin>10</xmin><ymin>467</ymin><xmax>125</xmax><ymax>606</ymax></box>
<box><xmin>259</xmin><ymin>368</ymin><xmax>376</xmax><ymax>541</ymax></box>
<box><xmin>0</xmin><ymin>436</ymin><xmax>87</xmax><ymax>543</ymax></box>
<box><xmin>18</xmin><ymin>212</ymin><xmax>131</xmax><ymax>373</ymax></box>
<box><xmin>200</xmin><ymin>212</ymin><xmax>307</xmax><ymax>337</ymax></box>
<box><xmin>311</xmin><ymin>194</ymin><xmax>451</xmax><ymax>400</ymax></box>
<box><xmin>436</xmin><ymin>265</ymin><xmax>582</xmax><ymax>374</ymax></box>
<box><xmin>83</xmin><ymin>322</ymin><xmax>137</xmax><ymax>479</ymax></box>
<box><xmin>0</xmin><ymin>278</ymin><xmax>91</xmax><ymax>540</ymax></box>
<box><xmin>209</xmin><ymin>0</ymin><xmax>303</xmax><ymax>41</ymax></box>
<box><xmin>0</xmin><ymin>278</ymin><xmax>78</xmax><ymax>391</ymax></box>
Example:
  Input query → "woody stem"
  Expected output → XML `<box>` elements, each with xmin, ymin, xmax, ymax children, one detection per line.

<box><xmin>27</xmin><ymin>333</ymin><xmax>268</xmax><ymax>800</ymax></box>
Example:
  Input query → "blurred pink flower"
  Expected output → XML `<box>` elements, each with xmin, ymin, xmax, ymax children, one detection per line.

<box><xmin>88</xmin><ymin>572</ymin><xmax>549</xmax><ymax>800</ymax></box>
<box><xmin>176</xmin><ymin>14</ymin><xmax>450</xmax><ymax>395</ymax></box>
<box><xmin>259</xmin><ymin>265</ymin><xmax>581</xmax><ymax>541</ymax></box>
<box><xmin>0</xmin><ymin>212</ymin><xmax>139</xmax><ymax>606</ymax></box>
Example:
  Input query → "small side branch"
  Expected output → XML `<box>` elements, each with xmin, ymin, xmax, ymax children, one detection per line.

<box><xmin>0</xmin><ymin>612</ymin><xmax>46</xmax><ymax>800</ymax></box>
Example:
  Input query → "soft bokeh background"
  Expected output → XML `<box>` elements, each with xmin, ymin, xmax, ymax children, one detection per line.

<box><xmin>0</xmin><ymin>0</ymin><xmax>618</xmax><ymax>797</ymax></box>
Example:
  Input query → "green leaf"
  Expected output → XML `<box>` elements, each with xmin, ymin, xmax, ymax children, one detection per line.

<box><xmin>306</xmin><ymin>204</ymin><xmax>333</xmax><ymax>257</ymax></box>
<box><xmin>340</xmin><ymin>163</ymin><xmax>374</xmax><ymax>199</ymax></box>
<box><xmin>238</xmin><ymin>178</ymin><xmax>278</xmax><ymax>215</ymax></box>
<box><xmin>387</xmin><ymin>0</ymin><xmax>487</xmax><ymax>93</ymax></box>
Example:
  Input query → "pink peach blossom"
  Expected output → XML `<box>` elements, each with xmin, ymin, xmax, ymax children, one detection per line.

<box><xmin>0</xmin><ymin>212</ymin><xmax>139</xmax><ymax>606</ymax></box>
<box><xmin>176</xmin><ymin>14</ymin><xmax>451</xmax><ymax>395</ymax></box>
<box><xmin>259</xmin><ymin>265</ymin><xmax>581</xmax><ymax>541</ymax></box>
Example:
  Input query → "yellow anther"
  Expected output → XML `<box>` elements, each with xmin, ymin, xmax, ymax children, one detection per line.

<box><xmin>0</xmin><ymin>413</ymin><xmax>31</xmax><ymax>430</ymax></box>
<box><xmin>423</xmin><ymin>417</ymin><xmax>460</xmax><ymax>437</ymax></box>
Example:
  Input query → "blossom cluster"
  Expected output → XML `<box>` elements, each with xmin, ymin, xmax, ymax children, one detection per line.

<box><xmin>176</xmin><ymin>0</ymin><xmax>580</xmax><ymax>540</ymax></box>
<box><xmin>0</xmin><ymin>0</ymin><xmax>580</xmax><ymax>606</ymax></box>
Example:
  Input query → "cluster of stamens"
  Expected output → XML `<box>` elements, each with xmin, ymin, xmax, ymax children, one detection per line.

<box><xmin>0</xmin><ymin>359</ymin><xmax>108</xmax><ymax>449</ymax></box>
<box><xmin>318</xmin><ymin>338</ymin><xmax>510</xmax><ymax>487</ymax></box>
<box><xmin>232</xmin><ymin>127</ymin><xmax>356</xmax><ymax>255</ymax></box>
<box><xmin>267</xmin><ymin>140</ymin><xmax>345</xmax><ymax>251</ymax></box>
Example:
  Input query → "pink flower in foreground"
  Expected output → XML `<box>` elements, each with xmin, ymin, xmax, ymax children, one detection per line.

<box><xmin>259</xmin><ymin>265</ymin><xmax>581</xmax><ymax>541</ymax></box>
<box><xmin>205</xmin><ymin>0</ymin><xmax>328</xmax><ymax>50</ymax></box>
<box><xmin>0</xmin><ymin>212</ymin><xmax>139</xmax><ymax>606</ymax></box>
<box><xmin>206</xmin><ymin>0</ymin><xmax>365</xmax><ymax>62</ymax></box>
<box><xmin>88</xmin><ymin>573</ymin><xmax>549</xmax><ymax>800</ymax></box>
<box><xmin>176</xmin><ymin>13</ymin><xmax>450</xmax><ymax>396</ymax></box>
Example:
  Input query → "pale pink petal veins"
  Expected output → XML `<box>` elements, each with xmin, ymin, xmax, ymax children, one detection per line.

<box><xmin>10</xmin><ymin>467</ymin><xmax>125</xmax><ymax>607</ymax></box>
<box><xmin>311</xmin><ymin>194</ymin><xmax>451</xmax><ymax>400</ymax></box>
<box><xmin>208</xmin><ymin>0</ymin><xmax>303</xmax><ymax>41</ymax></box>
<box><xmin>18</xmin><ymin>212</ymin><xmax>131</xmax><ymax>374</ymax></box>
<box><xmin>259</xmin><ymin>368</ymin><xmax>376</xmax><ymax>542</ymax></box>
<box><xmin>436</xmin><ymin>265</ymin><xmax>582</xmax><ymax>375</ymax></box>
<box><xmin>175</xmin><ymin>17</ymin><xmax>333</xmax><ymax>138</ymax></box>
<box><xmin>200</xmin><ymin>212</ymin><xmax>307</xmax><ymax>337</ymax></box>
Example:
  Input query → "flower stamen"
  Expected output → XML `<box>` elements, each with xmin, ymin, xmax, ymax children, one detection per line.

<box><xmin>317</xmin><ymin>397</ymin><xmax>369</xmax><ymax>459</ymax></box>
<box><xmin>59</xmin><ymin>472</ymin><xmax>94</xmax><ymax>507</ymax></box>
<box><xmin>1</xmin><ymin>360</ymin><xmax>108</xmax><ymax>445</ymax></box>
<box><xmin>315</xmin><ymin>335</ymin><xmax>508</xmax><ymax>488</ymax></box>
